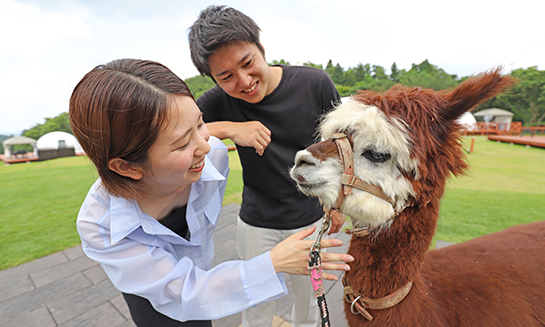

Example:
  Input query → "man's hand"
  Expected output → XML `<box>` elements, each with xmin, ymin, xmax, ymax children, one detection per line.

<box><xmin>230</xmin><ymin>121</ymin><xmax>271</xmax><ymax>155</ymax></box>
<box><xmin>207</xmin><ymin>121</ymin><xmax>271</xmax><ymax>156</ymax></box>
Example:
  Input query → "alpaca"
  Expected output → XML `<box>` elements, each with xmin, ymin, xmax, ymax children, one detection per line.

<box><xmin>290</xmin><ymin>68</ymin><xmax>545</xmax><ymax>326</ymax></box>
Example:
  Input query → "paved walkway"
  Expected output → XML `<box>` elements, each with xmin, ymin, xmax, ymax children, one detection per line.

<box><xmin>0</xmin><ymin>204</ymin><xmax>353</xmax><ymax>327</ymax></box>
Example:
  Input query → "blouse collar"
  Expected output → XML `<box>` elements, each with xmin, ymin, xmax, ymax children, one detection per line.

<box><xmin>109</xmin><ymin>156</ymin><xmax>225</xmax><ymax>245</ymax></box>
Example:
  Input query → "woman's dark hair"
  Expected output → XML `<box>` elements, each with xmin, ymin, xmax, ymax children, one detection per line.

<box><xmin>69</xmin><ymin>59</ymin><xmax>194</xmax><ymax>199</ymax></box>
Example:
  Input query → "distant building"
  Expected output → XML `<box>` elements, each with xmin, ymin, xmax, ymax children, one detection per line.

<box><xmin>2</xmin><ymin>136</ymin><xmax>38</xmax><ymax>157</ymax></box>
<box><xmin>37</xmin><ymin>131</ymin><xmax>85</xmax><ymax>155</ymax></box>
<box><xmin>1</xmin><ymin>136</ymin><xmax>39</xmax><ymax>164</ymax></box>
<box><xmin>473</xmin><ymin>108</ymin><xmax>514</xmax><ymax>131</ymax></box>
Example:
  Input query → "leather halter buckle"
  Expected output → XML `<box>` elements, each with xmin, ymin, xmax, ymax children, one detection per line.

<box><xmin>343</xmin><ymin>275</ymin><xmax>413</xmax><ymax>321</ymax></box>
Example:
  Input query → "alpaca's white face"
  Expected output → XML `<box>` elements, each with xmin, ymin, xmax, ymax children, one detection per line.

<box><xmin>290</xmin><ymin>101</ymin><xmax>419</xmax><ymax>228</ymax></box>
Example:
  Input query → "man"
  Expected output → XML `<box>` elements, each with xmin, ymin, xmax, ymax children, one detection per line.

<box><xmin>188</xmin><ymin>6</ymin><xmax>346</xmax><ymax>327</ymax></box>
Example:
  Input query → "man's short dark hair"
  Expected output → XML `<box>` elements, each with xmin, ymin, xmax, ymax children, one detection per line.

<box><xmin>188</xmin><ymin>5</ymin><xmax>265</xmax><ymax>78</ymax></box>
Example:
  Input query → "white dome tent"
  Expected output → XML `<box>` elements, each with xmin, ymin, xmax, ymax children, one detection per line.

<box><xmin>37</xmin><ymin>131</ymin><xmax>85</xmax><ymax>155</ymax></box>
<box><xmin>340</xmin><ymin>96</ymin><xmax>352</xmax><ymax>104</ymax></box>
<box><xmin>456</xmin><ymin>111</ymin><xmax>477</xmax><ymax>131</ymax></box>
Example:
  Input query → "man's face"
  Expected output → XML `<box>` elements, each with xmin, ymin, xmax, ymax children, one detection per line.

<box><xmin>207</xmin><ymin>41</ymin><xmax>272</xmax><ymax>104</ymax></box>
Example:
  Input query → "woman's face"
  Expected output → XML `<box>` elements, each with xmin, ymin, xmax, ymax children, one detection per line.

<box><xmin>140</xmin><ymin>95</ymin><xmax>210</xmax><ymax>194</ymax></box>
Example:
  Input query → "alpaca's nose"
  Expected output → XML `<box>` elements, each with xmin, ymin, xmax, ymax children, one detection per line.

<box><xmin>294</xmin><ymin>150</ymin><xmax>317</xmax><ymax>167</ymax></box>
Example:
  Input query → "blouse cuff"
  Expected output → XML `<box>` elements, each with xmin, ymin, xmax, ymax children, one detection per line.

<box><xmin>241</xmin><ymin>251</ymin><xmax>288</xmax><ymax>305</ymax></box>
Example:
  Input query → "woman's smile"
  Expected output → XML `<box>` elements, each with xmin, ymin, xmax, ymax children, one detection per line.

<box><xmin>189</xmin><ymin>158</ymin><xmax>205</xmax><ymax>172</ymax></box>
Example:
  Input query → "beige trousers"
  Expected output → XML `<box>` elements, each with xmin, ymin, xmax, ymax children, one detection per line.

<box><xmin>237</xmin><ymin>217</ymin><xmax>325</xmax><ymax>327</ymax></box>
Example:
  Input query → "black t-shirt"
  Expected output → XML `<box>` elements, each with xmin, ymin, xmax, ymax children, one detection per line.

<box><xmin>197</xmin><ymin>65</ymin><xmax>340</xmax><ymax>229</ymax></box>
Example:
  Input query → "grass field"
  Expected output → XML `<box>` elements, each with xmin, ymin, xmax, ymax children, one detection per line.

<box><xmin>0</xmin><ymin>156</ymin><xmax>98</xmax><ymax>270</ymax></box>
<box><xmin>436</xmin><ymin>136</ymin><xmax>545</xmax><ymax>243</ymax></box>
<box><xmin>0</xmin><ymin>136</ymin><xmax>544</xmax><ymax>270</ymax></box>
<box><xmin>0</xmin><ymin>147</ymin><xmax>244</xmax><ymax>271</ymax></box>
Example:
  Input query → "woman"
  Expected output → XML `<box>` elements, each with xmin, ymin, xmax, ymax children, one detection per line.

<box><xmin>69</xmin><ymin>59</ymin><xmax>353</xmax><ymax>326</ymax></box>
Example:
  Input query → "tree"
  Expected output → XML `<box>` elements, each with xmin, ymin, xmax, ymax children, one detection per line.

<box><xmin>398</xmin><ymin>60</ymin><xmax>458</xmax><ymax>90</ymax></box>
<box><xmin>390</xmin><ymin>62</ymin><xmax>401</xmax><ymax>82</ymax></box>
<box><xmin>22</xmin><ymin>112</ymin><xmax>72</xmax><ymax>140</ymax></box>
<box><xmin>323</xmin><ymin>60</ymin><xmax>346</xmax><ymax>85</ymax></box>
<box><xmin>500</xmin><ymin>67</ymin><xmax>545</xmax><ymax>125</ymax></box>
<box><xmin>371</xmin><ymin>65</ymin><xmax>388</xmax><ymax>80</ymax></box>
<box><xmin>185</xmin><ymin>75</ymin><xmax>216</xmax><ymax>99</ymax></box>
<box><xmin>303</xmin><ymin>61</ymin><xmax>323</xmax><ymax>70</ymax></box>
<box><xmin>325</xmin><ymin>59</ymin><xmax>335</xmax><ymax>74</ymax></box>
<box><xmin>410</xmin><ymin>59</ymin><xmax>435</xmax><ymax>73</ymax></box>
<box><xmin>182</xmin><ymin>61</ymin><xmax>545</xmax><ymax>127</ymax></box>
<box><xmin>271</xmin><ymin>59</ymin><xmax>291</xmax><ymax>66</ymax></box>
<box><xmin>343</xmin><ymin>69</ymin><xmax>357</xmax><ymax>87</ymax></box>
<box><xmin>351</xmin><ymin>63</ymin><xmax>370</xmax><ymax>83</ymax></box>
<box><xmin>351</xmin><ymin>74</ymin><xmax>395</xmax><ymax>93</ymax></box>
<box><xmin>336</xmin><ymin>84</ymin><xmax>353</xmax><ymax>97</ymax></box>
<box><xmin>333</xmin><ymin>63</ymin><xmax>346</xmax><ymax>84</ymax></box>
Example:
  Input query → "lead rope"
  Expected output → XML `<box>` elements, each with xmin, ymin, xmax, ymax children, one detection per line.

<box><xmin>308</xmin><ymin>212</ymin><xmax>332</xmax><ymax>327</ymax></box>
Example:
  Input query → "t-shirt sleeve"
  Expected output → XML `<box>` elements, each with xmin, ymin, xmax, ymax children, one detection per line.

<box><xmin>197</xmin><ymin>86</ymin><xmax>223</xmax><ymax>123</ymax></box>
<box><xmin>319</xmin><ymin>70</ymin><xmax>341</xmax><ymax>113</ymax></box>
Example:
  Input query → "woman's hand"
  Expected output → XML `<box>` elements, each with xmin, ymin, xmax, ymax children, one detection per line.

<box><xmin>269</xmin><ymin>226</ymin><xmax>354</xmax><ymax>281</ymax></box>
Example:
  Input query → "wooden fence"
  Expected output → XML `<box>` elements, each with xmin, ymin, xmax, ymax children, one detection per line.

<box><xmin>38</xmin><ymin>147</ymin><xmax>76</xmax><ymax>161</ymax></box>
<box><xmin>462</xmin><ymin>122</ymin><xmax>522</xmax><ymax>136</ymax></box>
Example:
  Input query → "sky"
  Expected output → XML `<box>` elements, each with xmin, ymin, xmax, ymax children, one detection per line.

<box><xmin>1</xmin><ymin>0</ymin><xmax>543</xmax><ymax>136</ymax></box>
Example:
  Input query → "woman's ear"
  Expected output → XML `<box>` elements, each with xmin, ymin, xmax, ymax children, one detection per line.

<box><xmin>108</xmin><ymin>158</ymin><xmax>144</xmax><ymax>180</ymax></box>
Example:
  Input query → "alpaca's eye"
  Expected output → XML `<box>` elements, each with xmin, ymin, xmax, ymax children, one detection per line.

<box><xmin>362</xmin><ymin>150</ymin><xmax>391</xmax><ymax>163</ymax></box>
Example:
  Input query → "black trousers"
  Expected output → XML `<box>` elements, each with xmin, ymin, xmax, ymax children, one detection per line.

<box><xmin>122</xmin><ymin>293</ymin><xmax>212</xmax><ymax>327</ymax></box>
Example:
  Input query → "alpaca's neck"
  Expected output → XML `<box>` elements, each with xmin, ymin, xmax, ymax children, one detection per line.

<box><xmin>345</xmin><ymin>203</ymin><xmax>438</xmax><ymax>298</ymax></box>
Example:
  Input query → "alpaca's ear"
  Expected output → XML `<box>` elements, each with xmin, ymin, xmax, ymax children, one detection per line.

<box><xmin>441</xmin><ymin>67</ymin><xmax>514</xmax><ymax>123</ymax></box>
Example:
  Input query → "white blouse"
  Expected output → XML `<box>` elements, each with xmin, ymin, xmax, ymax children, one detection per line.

<box><xmin>76</xmin><ymin>137</ymin><xmax>287</xmax><ymax>321</ymax></box>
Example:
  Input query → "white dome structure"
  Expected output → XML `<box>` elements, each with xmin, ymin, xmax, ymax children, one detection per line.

<box><xmin>340</xmin><ymin>96</ymin><xmax>353</xmax><ymax>104</ymax></box>
<box><xmin>456</xmin><ymin>111</ymin><xmax>477</xmax><ymax>131</ymax></box>
<box><xmin>37</xmin><ymin>131</ymin><xmax>84</xmax><ymax>154</ymax></box>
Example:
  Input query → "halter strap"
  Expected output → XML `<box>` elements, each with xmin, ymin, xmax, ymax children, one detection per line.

<box><xmin>342</xmin><ymin>275</ymin><xmax>413</xmax><ymax>321</ymax></box>
<box><xmin>330</xmin><ymin>133</ymin><xmax>355</xmax><ymax>195</ymax></box>
<box><xmin>341</xmin><ymin>174</ymin><xmax>395</xmax><ymax>205</ymax></box>
<box><xmin>328</xmin><ymin>133</ymin><xmax>396</xmax><ymax>211</ymax></box>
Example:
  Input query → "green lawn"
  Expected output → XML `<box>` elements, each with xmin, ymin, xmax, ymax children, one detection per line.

<box><xmin>223</xmin><ymin>148</ymin><xmax>243</xmax><ymax>205</ymax></box>
<box><xmin>0</xmin><ymin>156</ymin><xmax>98</xmax><ymax>270</ymax></box>
<box><xmin>436</xmin><ymin>136</ymin><xmax>545</xmax><ymax>243</ymax></box>
<box><xmin>1</xmin><ymin>136</ymin><xmax>544</xmax><ymax>270</ymax></box>
<box><xmin>0</xmin><ymin>146</ymin><xmax>244</xmax><ymax>271</ymax></box>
